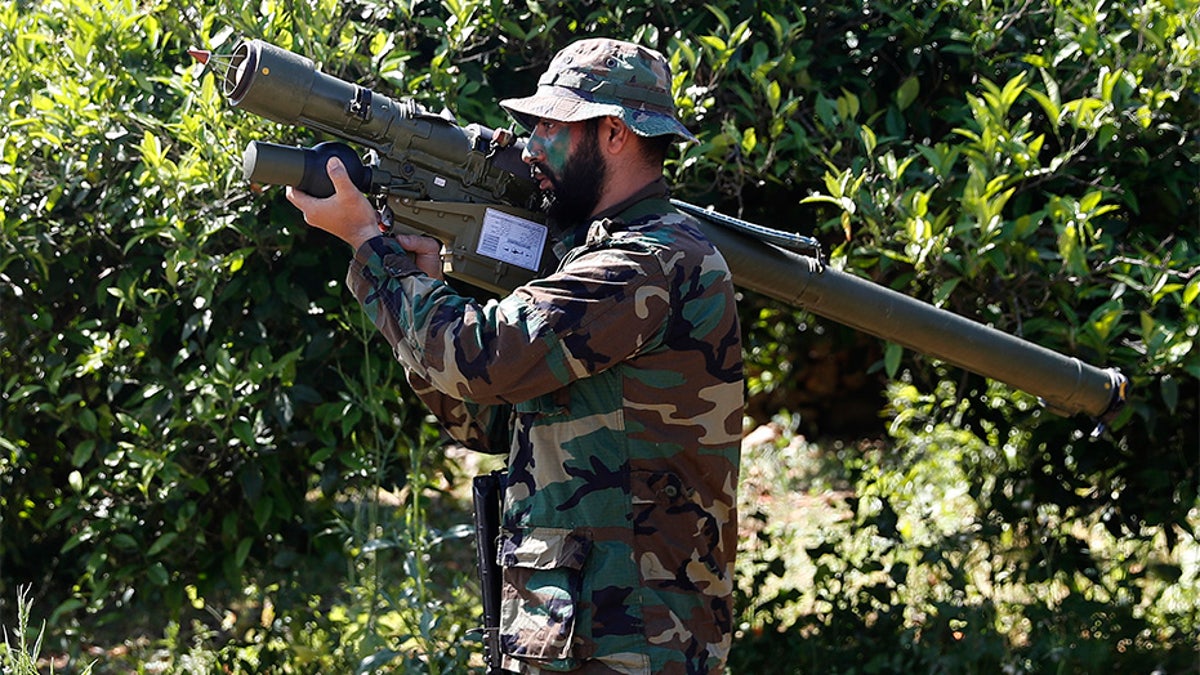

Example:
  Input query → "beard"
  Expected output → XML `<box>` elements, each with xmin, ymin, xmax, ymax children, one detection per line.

<box><xmin>535</xmin><ymin>124</ymin><xmax>607</xmax><ymax>227</ymax></box>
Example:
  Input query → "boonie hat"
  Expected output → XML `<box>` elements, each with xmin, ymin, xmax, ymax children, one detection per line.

<box><xmin>499</xmin><ymin>38</ymin><xmax>696</xmax><ymax>142</ymax></box>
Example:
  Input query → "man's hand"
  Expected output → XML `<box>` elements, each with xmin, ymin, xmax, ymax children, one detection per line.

<box><xmin>392</xmin><ymin>233</ymin><xmax>444</xmax><ymax>280</ymax></box>
<box><xmin>286</xmin><ymin>157</ymin><xmax>381</xmax><ymax>250</ymax></box>
<box><xmin>286</xmin><ymin>158</ymin><xmax>446</xmax><ymax>280</ymax></box>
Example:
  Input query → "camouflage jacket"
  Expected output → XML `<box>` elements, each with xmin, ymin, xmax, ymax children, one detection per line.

<box><xmin>346</xmin><ymin>181</ymin><xmax>743</xmax><ymax>674</ymax></box>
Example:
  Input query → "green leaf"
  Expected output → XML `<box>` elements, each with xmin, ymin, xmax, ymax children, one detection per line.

<box><xmin>800</xmin><ymin>194</ymin><xmax>856</xmax><ymax>213</ymax></box>
<box><xmin>71</xmin><ymin>440</ymin><xmax>96</xmax><ymax>466</ymax></box>
<box><xmin>1182</xmin><ymin>277</ymin><xmax>1199</xmax><ymax>308</ymax></box>
<box><xmin>741</xmin><ymin>126</ymin><xmax>757</xmax><ymax>155</ymax></box>
<box><xmin>1135</xmin><ymin>105</ymin><xmax>1153</xmax><ymax>129</ymax></box>
<box><xmin>884</xmin><ymin>342</ymin><xmax>902</xmax><ymax>379</ymax></box>
<box><xmin>360</xmin><ymin>538</ymin><xmax>401</xmax><ymax>555</ymax></box>
<box><xmin>235</xmin><ymin>537</ymin><xmax>253</xmax><ymax>568</ymax></box>
<box><xmin>932</xmin><ymin>278</ymin><xmax>960</xmax><ymax>307</ymax></box>
<box><xmin>1026</xmin><ymin>87</ymin><xmax>1061</xmax><ymax>125</ymax></box>
<box><xmin>139</xmin><ymin>130</ymin><xmax>164</xmax><ymax>168</ymax></box>
<box><xmin>8</xmin><ymin>385</ymin><xmax>43</xmax><ymax>404</ymax></box>
<box><xmin>112</xmin><ymin>533</ymin><xmax>139</xmax><ymax>550</ymax></box>
<box><xmin>860</xmin><ymin>125</ymin><xmax>877</xmax><ymax>156</ymax></box>
<box><xmin>1161</xmin><ymin>375</ymin><xmax>1179</xmax><ymax>414</ymax></box>
<box><xmin>1139</xmin><ymin>312</ymin><xmax>1157</xmax><ymax>341</ymax></box>
<box><xmin>254</xmin><ymin>497</ymin><xmax>274</xmax><ymax>531</ymax></box>
<box><xmin>50</xmin><ymin>599</ymin><xmax>86</xmax><ymax>625</ymax></box>
<box><xmin>222</xmin><ymin>512</ymin><xmax>239</xmax><ymax>542</ymax></box>
<box><xmin>766</xmin><ymin>79</ymin><xmax>781</xmax><ymax>113</ymax></box>
<box><xmin>1089</xmin><ymin>306</ymin><xmax>1123</xmax><ymax>340</ymax></box>
<box><xmin>357</xmin><ymin>649</ymin><xmax>402</xmax><ymax>675</ymax></box>
<box><xmin>147</xmin><ymin>562</ymin><xmax>169</xmax><ymax>587</ymax></box>
<box><xmin>696</xmin><ymin>35</ymin><xmax>727</xmax><ymax>53</ymax></box>
<box><xmin>896</xmin><ymin>76</ymin><xmax>919</xmax><ymax>111</ymax></box>
<box><xmin>62</xmin><ymin>530</ymin><xmax>89</xmax><ymax>554</ymax></box>
<box><xmin>838</xmin><ymin>89</ymin><xmax>860</xmax><ymax>120</ymax></box>
<box><xmin>999</xmin><ymin>72</ymin><xmax>1028</xmax><ymax>110</ymax></box>
<box><xmin>147</xmin><ymin>532</ymin><xmax>178</xmax><ymax>557</ymax></box>
<box><xmin>705</xmin><ymin>3</ymin><xmax>733</xmax><ymax>32</ymax></box>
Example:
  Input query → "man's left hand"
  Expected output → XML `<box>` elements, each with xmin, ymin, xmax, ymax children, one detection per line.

<box><xmin>286</xmin><ymin>157</ymin><xmax>380</xmax><ymax>250</ymax></box>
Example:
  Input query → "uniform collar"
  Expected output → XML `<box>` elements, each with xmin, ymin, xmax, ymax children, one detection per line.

<box><xmin>554</xmin><ymin>178</ymin><xmax>670</xmax><ymax>253</ymax></box>
<box><xmin>591</xmin><ymin>177</ymin><xmax>670</xmax><ymax>222</ymax></box>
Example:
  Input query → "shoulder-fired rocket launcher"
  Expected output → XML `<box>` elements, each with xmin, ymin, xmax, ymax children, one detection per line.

<box><xmin>198</xmin><ymin>38</ymin><xmax>1128</xmax><ymax>425</ymax></box>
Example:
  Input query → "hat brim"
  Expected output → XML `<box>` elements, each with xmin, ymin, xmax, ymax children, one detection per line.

<box><xmin>500</xmin><ymin>87</ymin><xmax>697</xmax><ymax>142</ymax></box>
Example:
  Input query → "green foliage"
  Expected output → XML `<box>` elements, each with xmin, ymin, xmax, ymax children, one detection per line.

<box><xmin>2</xmin><ymin>586</ymin><xmax>94</xmax><ymax>675</ymax></box>
<box><xmin>736</xmin><ymin>398</ymin><xmax>1198</xmax><ymax>673</ymax></box>
<box><xmin>1</xmin><ymin>0</ymin><xmax>1196</xmax><ymax>671</ymax></box>
<box><xmin>0</xmin><ymin>0</ymin><xmax>477</xmax><ymax>669</ymax></box>
<box><xmin>3</xmin><ymin>0</ymin><xmax>344</xmax><ymax>615</ymax></box>
<box><xmin>685</xmin><ymin>0</ymin><xmax>1198</xmax><ymax>600</ymax></box>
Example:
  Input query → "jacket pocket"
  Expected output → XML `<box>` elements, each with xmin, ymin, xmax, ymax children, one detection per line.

<box><xmin>631</xmin><ymin>469</ymin><xmax>720</xmax><ymax>584</ymax></box>
<box><xmin>498</xmin><ymin>526</ymin><xmax>592</xmax><ymax>670</ymax></box>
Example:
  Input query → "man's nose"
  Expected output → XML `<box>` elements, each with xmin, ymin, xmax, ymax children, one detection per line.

<box><xmin>521</xmin><ymin>135</ymin><xmax>543</xmax><ymax>165</ymax></box>
<box><xmin>520</xmin><ymin>142</ymin><xmax>540</xmax><ymax>165</ymax></box>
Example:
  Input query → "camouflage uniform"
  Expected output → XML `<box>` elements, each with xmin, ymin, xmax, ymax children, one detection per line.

<box><xmin>344</xmin><ymin>39</ymin><xmax>743</xmax><ymax>674</ymax></box>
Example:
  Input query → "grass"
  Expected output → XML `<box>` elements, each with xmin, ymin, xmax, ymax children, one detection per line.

<box><xmin>3</xmin><ymin>585</ymin><xmax>93</xmax><ymax>675</ymax></box>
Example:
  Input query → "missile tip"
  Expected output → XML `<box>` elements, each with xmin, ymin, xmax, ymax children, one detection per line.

<box><xmin>188</xmin><ymin>48</ymin><xmax>210</xmax><ymax>64</ymax></box>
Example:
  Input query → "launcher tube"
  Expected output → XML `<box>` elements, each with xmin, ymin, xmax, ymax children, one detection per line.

<box><xmin>696</xmin><ymin>220</ymin><xmax>1126</xmax><ymax>419</ymax></box>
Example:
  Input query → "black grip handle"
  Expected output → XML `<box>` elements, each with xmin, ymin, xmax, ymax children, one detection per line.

<box><xmin>299</xmin><ymin>142</ymin><xmax>372</xmax><ymax>197</ymax></box>
<box><xmin>472</xmin><ymin>471</ymin><xmax>504</xmax><ymax>673</ymax></box>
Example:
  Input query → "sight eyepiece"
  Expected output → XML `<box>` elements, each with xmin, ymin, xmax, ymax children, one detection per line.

<box><xmin>242</xmin><ymin>141</ymin><xmax>372</xmax><ymax>198</ymax></box>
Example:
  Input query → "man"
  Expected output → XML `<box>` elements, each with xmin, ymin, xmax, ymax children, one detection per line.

<box><xmin>288</xmin><ymin>38</ymin><xmax>744</xmax><ymax>674</ymax></box>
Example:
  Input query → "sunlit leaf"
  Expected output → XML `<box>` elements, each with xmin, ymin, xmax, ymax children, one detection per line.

<box><xmin>861</xmin><ymin>125</ymin><xmax>877</xmax><ymax>156</ymax></box>
<box><xmin>1183</xmin><ymin>277</ymin><xmax>1200</xmax><ymax>308</ymax></box>
<box><xmin>896</xmin><ymin>76</ymin><xmax>920</xmax><ymax>111</ymax></box>
<box><xmin>884</xmin><ymin>342</ymin><xmax>902</xmax><ymax>379</ymax></box>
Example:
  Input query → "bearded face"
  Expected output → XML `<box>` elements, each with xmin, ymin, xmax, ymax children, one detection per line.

<box><xmin>531</xmin><ymin>120</ymin><xmax>608</xmax><ymax>227</ymax></box>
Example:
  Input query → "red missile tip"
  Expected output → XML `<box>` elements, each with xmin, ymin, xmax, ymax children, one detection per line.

<box><xmin>188</xmin><ymin>48</ymin><xmax>210</xmax><ymax>64</ymax></box>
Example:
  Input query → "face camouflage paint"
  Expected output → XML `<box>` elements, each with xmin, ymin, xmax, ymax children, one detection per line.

<box><xmin>527</xmin><ymin>120</ymin><xmax>607</xmax><ymax>226</ymax></box>
<box><xmin>529</xmin><ymin>120</ymin><xmax>573</xmax><ymax>180</ymax></box>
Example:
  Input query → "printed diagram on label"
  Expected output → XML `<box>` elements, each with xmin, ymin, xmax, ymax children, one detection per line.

<box><xmin>476</xmin><ymin>209</ymin><xmax>548</xmax><ymax>272</ymax></box>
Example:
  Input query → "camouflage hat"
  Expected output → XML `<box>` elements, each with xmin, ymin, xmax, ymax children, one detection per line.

<box><xmin>499</xmin><ymin>38</ymin><xmax>696</xmax><ymax>142</ymax></box>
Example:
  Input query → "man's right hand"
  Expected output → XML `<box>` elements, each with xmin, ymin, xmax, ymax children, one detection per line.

<box><xmin>392</xmin><ymin>233</ymin><xmax>444</xmax><ymax>281</ymax></box>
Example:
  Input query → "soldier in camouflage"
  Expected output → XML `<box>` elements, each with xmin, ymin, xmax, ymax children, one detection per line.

<box><xmin>288</xmin><ymin>38</ymin><xmax>744</xmax><ymax>674</ymax></box>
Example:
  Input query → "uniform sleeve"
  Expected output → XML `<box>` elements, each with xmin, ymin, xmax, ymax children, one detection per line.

<box><xmin>345</xmin><ymin>233</ymin><xmax>672</xmax><ymax>409</ymax></box>
<box><xmin>401</xmin><ymin>369</ymin><xmax>511</xmax><ymax>453</ymax></box>
<box><xmin>343</xmin><ymin>237</ymin><xmax>505</xmax><ymax>452</ymax></box>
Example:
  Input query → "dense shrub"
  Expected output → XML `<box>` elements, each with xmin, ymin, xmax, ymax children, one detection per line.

<box><xmin>1</xmin><ymin>0</ymin><xmax>1195</xmax><ymax>671</ymax></box>
<box><xmin>0</xmin><ymin>2</ymin><xmax>473</xmax><ymax>668</ymax></box>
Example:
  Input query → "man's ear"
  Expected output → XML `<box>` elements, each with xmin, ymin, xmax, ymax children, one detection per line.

<box><xmin>598</xmin><ymin>116</ymin><xmax>631</xmax><ymax>155</ymax></box>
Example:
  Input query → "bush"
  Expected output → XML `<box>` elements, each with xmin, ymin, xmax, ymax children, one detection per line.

<box><xmin>1</xmin><ymin>0</ymin><xmax>1195</xmax><ymax>671</ymax></box>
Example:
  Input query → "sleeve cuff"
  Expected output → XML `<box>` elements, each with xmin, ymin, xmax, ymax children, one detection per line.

<box><xmin>351</xmin><ymin>235</ymin><xmax>423</xmax><ymax>280</ymax></box>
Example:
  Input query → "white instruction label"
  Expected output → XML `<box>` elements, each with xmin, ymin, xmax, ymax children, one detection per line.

<box><xmin>476</xmin><ymin>209</ymin><xmax>548</xmax><ymax>272</ymax></box>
